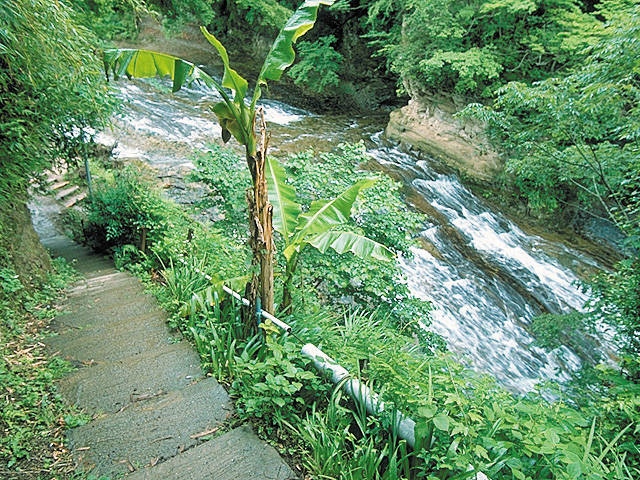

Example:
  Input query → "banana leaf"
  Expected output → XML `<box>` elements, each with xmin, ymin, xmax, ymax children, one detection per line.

<box><xmin>308</xmin><ymin>230</ymin><xmax>394</xmax><ymax>261</ymax></box>
<box><xmin>103</xmin><ymin>48</ymin><xmax>221</xmax><ymax>94</ymax></box>
<box><xmin>295</xmin><ymin>178</ymin><xmax>375</xmax><ymax>239</ymax></box>
<box><xmin>199</xmin><ymin>27</ymin><xmax>248</xmax><ymax>104</ymax></box>
<box><xmin>256</xmin><ymin>0</ymin><xmax>335</xmax><ymax>105</ymax></box>
<box><xmin>266</xmin><ymin>156</ymin><xmax>301</xmax><ymax>241</ymax></box>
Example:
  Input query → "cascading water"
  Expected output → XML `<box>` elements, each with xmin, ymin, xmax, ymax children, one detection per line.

<box><xmin>367</xmin><ymin>143</ymin><xmax>608</xmax><ymax>392</ymax></box>
<box><xmin>102</xmin><ymin>79</ymin><xmax>607</xmax><ymax>393</ymax></box>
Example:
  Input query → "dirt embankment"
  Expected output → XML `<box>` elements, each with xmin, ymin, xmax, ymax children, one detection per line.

<box><xmin>1</xmin><ymin>199</ymin><xmax>52</xmax><ymax>286</ymax></box>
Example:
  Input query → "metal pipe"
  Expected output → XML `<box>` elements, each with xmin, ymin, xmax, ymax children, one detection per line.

<box><xmin>301</xmin><ymin>343</ymin><xmax>416</xmax><ymax>448</ymax></box>
<box><xmin>176</xmin><ymin>258</ymin><xmax>292</xmax><ymax>332</ymax></box>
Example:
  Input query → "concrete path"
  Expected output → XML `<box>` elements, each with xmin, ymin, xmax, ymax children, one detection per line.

<box><xmin>33</xmin><ymin>197</ymin><xmax>297</xmax><ymax>479</ymax></box>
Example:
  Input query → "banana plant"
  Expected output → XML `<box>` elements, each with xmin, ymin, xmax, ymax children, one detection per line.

<box><xmin>103</xmin><ymin>0</ymin><xmax>335</xmax><ymax>324</ymax></box>
<box><xmin>266</xmin><ymin>156</ymin><xmax>394</xmax><ymax>313</ymax></box>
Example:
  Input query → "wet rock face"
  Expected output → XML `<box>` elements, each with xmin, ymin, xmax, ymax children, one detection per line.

<box><xmin>385</xmin><ymin>96</ymin><xmax>503</xmax><ymax>183</ymax></box>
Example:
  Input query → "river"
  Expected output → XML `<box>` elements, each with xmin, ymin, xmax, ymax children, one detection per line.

<box><xmin>98</xmin><ymin>79</ymin><xmax>608</xmax><ymax>394</ymax></box>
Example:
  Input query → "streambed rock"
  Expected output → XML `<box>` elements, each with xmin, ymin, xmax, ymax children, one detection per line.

<box><xmin>385</xmin><ymin>94</ymin><xmax>502</xmax><ymax>183</ymax></box>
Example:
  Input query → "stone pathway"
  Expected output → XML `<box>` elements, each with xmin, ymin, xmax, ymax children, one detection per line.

<box><xmin>34</xmin><ymin>197</ymin><xmax>296</xmax><ymax>479</ymax></box>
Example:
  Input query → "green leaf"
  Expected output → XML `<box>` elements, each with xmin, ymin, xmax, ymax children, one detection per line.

<box><xmin>200</xmin><ymin>27</ymin><xmax>248</xmax><ymax>103</ymax></box>
<box><xmin>104</xmin><ymin>48</ymin><xmax>221</xmax><ymax>93</ymax></box>
<box><xmin>474</xmin><ymin>444</ymin><xmax>490</xmax><ymax>460</ymax></box>
<box><xmin>433</xmin><ymin>413</ymin><xmax>450</xmax><ymax>432</ymax></box>
<box><xmin>414</xmin><ymin>420</ymin><xmax>434</xmax><ymax>451</ymax></box>
<box><xmin>211</xmin><ymin>102</ymin><xmax>244</xmax><ymax>144</ymax></box>
<box><xmin>258</xmin><ymin>0</ymin><xmax>335</xmax><ymax>86</ymax></box>
<box><xmin>307</xmin><ymin>230</ymin><xmax>394</xmax><ymax>261</ymax></box>
<box><xmin>296</xmin><ymin>178</ymin><xmax>375</xmax><ymax>239</ymax></box>
<box><xmin>265</xmin><ymin>157</ymin><xmax>301</xmax><ymax>242</ymax></box>
<box><xmin>566</xmin><ymin>461</ymin><xmax>583</xmax><ymax>478</ymax></box>
<box><xmin>511</xmin><ymin>468</ymin><xmax>526</xmax><ymax>480</ymax></box>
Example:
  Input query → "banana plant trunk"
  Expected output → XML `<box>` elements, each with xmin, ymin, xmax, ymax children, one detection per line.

<box><xmin>281</xmin><ymin>250</ymin><xmax>299</xmax><ymax>315</ymax></box>
<box><xmin>245</xmin><ymin>111</ymin><xmax>275</xmax><ymax>331</ymax></box>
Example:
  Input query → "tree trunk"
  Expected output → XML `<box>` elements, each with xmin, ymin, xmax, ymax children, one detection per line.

<box><xmin>244</xmin><ymin>109</ymin><xmax>274</xmax><ymax>333</ymax></box>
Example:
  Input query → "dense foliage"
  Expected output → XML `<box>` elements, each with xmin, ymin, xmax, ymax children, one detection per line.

<box><xmin>0</xmin><ymin>0</ymin><xmax>113</xmax><ymax>204</ymax></box>
<box><xmin>364</xmin><ymin>0</ymin><xmax>602</xmax><ymax>98</ymax></box>
<box><xmin>67</xmin><ymin>0</ymin><xmax>148</xmax><ymax>40</ymax></box>
<box><xmin>0</xmin><ymin>255</ymin><xmax>81</xmax><ymax>476</ymax></box>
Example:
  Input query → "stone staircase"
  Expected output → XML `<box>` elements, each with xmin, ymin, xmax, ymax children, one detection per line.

<box><xmin>46</xmin><ymin>172</ymin><xmax>87</xmax><ymax>209</ymax></box>
<box><xmin>34</xmin><ymin>197</ymin><xmax>297</xmax><ymax>479</ymax></box>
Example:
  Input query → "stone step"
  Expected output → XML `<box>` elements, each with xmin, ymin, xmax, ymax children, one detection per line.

<box><xmin>41</xmin><ymin>236</ymin><xmax>115</xmax><ymax>277</ymax></box>
<box><xmin>46</xmin><ymin>310</ymin><xmax>177</xmax><ymax>363</ymax></box>
<box><xmin>125</xmin><ymin>425</ymin><xmax>297</xmax><ymax>480</ymax></box>
<box><xmin>50</xmin><ymin>180</ymin><xmax>69</xmax><ymax>190</ymax></box>
<box><xmin>58</xmin><ymin>290</ymin><xmax>162</xmax><ymax>327</ymax></box>
<box><xmin>55</xmin><ymin>184</ymin><xmax>80</xmax><ymax>201</ymax></box>
<box><xmin>68</xmin><ymin>377</ymin><xmax>232</xmax><ymax>479</ymax></box>
<box><xmin>64</xmin><ymin>191</ymin><xmax>87</xmax><ymax>208</ymax></box>
<box><xmin>66</xmin><ymin>271</ymin><xmax>142</xmax><ymax>296</ymax></box>
<box><xmin>56</xmin><ymin>341</ymin><xmax>203</xmax><ymax>414</ymax></box>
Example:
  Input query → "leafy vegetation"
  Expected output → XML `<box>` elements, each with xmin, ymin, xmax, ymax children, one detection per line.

<box><xmin>67</xmin><ymin>0</ymin><xmax>149</xmax><ymax>40</ymax></box>
<box><xmin>190</xmin><ymin>142</ymin><xmax>437</xmax><ymax>343</ymax></box>
<box><xmin>0</xmin><ymin>3</ymin><xmax>113</xmax><ymax>473</ymax></box>
<box><xmin>0</xmin><ymin>256</ymin><xmax>82</xmax><ymax>477</ymax></box>
<box><xmin>266</xmin><ymin>155</ymin><xmax>393</xmax><ymax>312</ymax></box>
<box><xmin>364</xmin><ymin>0</ymin><xmax>602</xmax><ymax>98</ymax></box>
<box><xmin>288</xmin><ymin>35</ymin><xmax>344</xmax><ymax>93</ymax></box>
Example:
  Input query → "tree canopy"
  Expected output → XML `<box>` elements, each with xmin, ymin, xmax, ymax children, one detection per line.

<box><xmin>364</xmin><ymin>0</ymin><xmax>604</xmax><ymax>98</ymax></box>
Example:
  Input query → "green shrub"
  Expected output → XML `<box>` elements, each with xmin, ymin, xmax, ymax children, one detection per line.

<box><xmin>84</xmin><ymin>164</ymin><xmax>180</xmax><ymax>252</ymax></box>
<box><xmin>234</xmin><ymin>0</ymin><xmax>292</xmax><ymax>30</ymax></box>
<box><xmin>288</xmin><ymin>35</ymin><xmax>344</xmax><ymax>93</ymax></box>
<box><xmin>0</xmin><ymin>257</ymin><xmax>82</xmax><ymax>473</ymax></box>
<box><xmin>366</xmin><ymin>0</ymin><xmax>601</xmax><ymax>98</ymax></box>
<box><xmin>190</xmin><ymin>144</ymin><xmax>250</xmax><ymax>239</ymax></box>
<box><xmin>68</xmin><ymin>0</ymin><xmax>149</xmax><ymax>40</ymax></box>
<box><xmin>232</xmin><ymin>335</ymin><xmax>329</xmax><ymax>435</ymax></box>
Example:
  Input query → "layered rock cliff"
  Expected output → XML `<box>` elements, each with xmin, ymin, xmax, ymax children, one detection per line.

<box><xmin>385</xmin><ymin>94</ymin><xmax>502</xmax><ymax>183</ymax></box>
